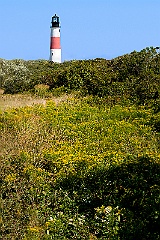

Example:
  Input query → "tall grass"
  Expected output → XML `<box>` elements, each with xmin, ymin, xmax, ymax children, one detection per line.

<box><xmin>1</xmin><ymin>96</ymin><xmax>159</xmax><ymax>239</ymax></box>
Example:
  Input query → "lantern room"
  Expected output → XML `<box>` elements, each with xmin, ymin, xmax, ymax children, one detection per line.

<box><xmin>51</xmin><ymin>14</ymin><xmax>60</xmax><ymax>28</ymax></box>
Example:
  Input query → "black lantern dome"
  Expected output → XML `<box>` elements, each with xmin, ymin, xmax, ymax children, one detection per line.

<box><xmin>51</xmin><ymin>14</ymin><xmax>60</xmax><ymax>28</ymax></box>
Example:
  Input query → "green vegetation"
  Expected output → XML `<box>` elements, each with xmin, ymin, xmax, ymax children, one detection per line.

<box><xmin>1</xmin><ymin>47</ymin><xmax>160</xmax><ymax>107</ymax></box>
<box><xmin>0</xmin><ymin>47</ymin><xmax>160</xmax><ymax>239</ymax></box>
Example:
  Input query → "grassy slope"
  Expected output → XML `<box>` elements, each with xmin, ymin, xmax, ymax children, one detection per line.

<box><xmin>1</xmin><ymin>95</ymin><xmax>160</xmax><ymax>239</ymax></box>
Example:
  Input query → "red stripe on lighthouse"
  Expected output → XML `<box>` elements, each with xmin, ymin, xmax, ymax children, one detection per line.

<box><xmin>50</xmin><ymin>37</ymin><xmax>61</xmax><ymax>49</ymax></box>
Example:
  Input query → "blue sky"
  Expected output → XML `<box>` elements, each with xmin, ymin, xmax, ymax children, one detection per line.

<box><xmin>0</xmin><ymin>0</ymin><xmax>159</xmax><ymax>61</ymax></box>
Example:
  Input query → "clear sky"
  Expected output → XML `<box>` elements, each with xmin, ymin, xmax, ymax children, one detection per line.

<box><xmin>0</xmin><ymin>0</ymin><xmax>159</xmax><ymax>61</ymax></box>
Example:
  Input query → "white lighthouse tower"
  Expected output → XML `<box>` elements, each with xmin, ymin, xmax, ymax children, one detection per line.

<box><xmin>49</xmin><ymin>14</ymin><xmax>61</xmax><ymax>63</ymax></box>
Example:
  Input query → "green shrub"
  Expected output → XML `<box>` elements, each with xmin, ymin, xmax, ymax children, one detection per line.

<box><xmin>34</xmin><ymin>84</ymin><xmax>50</xmax><ymax>97</ymax></box>
<box><xmin>1</xmin><ymin>47</ymin><xmax>159</xmax><ymax>108</ymax></box>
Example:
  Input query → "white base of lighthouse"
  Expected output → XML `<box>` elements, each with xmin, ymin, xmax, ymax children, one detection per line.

<box><xmin>50</xmin><ymin>49</ymin><xmax>61</xmax><ymax>63</ymax></box>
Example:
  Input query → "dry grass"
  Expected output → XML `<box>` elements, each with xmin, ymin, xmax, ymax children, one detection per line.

<box><xmin>0</xmin><ymin>88</ymin><xmax>4</xmax><ymax>94</ymax></box>
<box><xmin>0</xmin><ymin>90</ymin><xmax>72</xmax><ymax>157</ymax></box>
<box><xmin>0</xmin><ymin>93</ymin><xmax>46</xmax><ymax>111</ymax></box>
<box><xmin>0</xmin><ymin>90</ymin><xmax>72</xmax><ymax>111</ymax></box>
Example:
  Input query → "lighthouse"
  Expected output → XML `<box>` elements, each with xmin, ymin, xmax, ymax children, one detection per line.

<box><xmin>49</xmin><ymin>14</ymin><xmax>61</xmax><ymax>63</ymax></box>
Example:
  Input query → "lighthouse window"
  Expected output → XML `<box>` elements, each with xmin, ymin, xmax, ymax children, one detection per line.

<box><xmin>52</xmin><ymin>53</ymin><xmax>53</xmax><ymax>56</ymax></box>
<box><xmin>53</xmin><ymin>18</ymin><xmax>57</xmax><ymax>22</ymax></box>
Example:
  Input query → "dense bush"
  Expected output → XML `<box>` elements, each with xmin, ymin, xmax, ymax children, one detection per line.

<box><xmin>1</xmin><ymin>47</ymin><xmax>160</xmax><ymax>106</ymax></box>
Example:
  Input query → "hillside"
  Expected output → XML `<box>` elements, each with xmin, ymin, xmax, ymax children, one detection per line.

<box><xmin>0</xmin><ymin>47</ymin><xmax>160</xmax><ymax>106</ymax></box>
<box><xmin>0</xmin><ymin>47</ymin><xmax>160</xmax><ymax>239</ymax></box>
